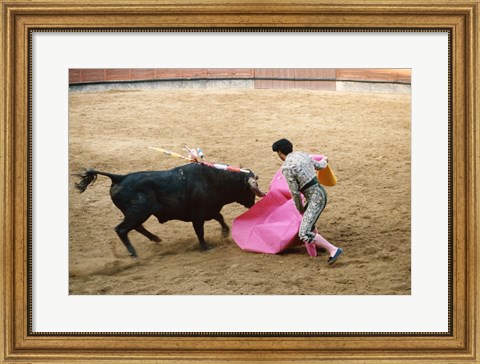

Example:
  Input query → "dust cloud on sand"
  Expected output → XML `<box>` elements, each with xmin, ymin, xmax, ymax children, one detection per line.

<box><xmin>69</xmin><ymin>88</ymin><xmax>411</xmax><ymax>295</ymax></box>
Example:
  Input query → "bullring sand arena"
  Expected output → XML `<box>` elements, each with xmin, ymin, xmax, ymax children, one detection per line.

<box><xmin>69</xmin><ymin>71</ymin><xmax>411</xmax><ymax>295</ymax></box>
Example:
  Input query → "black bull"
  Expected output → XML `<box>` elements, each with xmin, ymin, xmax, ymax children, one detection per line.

<box><xmin>74</xmin><ymin>163</ymin><xmax>266</xmax><ymax>257</ymax></box>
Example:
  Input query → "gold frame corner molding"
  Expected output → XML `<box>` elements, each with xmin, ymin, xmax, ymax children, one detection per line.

<box><xmin>1</xmin><ymin>1</ymin><xmax>479</xmax><ymax>363</ymax></box>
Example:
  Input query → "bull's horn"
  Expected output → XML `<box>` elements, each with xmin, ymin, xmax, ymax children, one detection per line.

<box><xmin>248</xmin><ymin>177</ymin><xmax>266</xmax><ymax>197</ymax></box>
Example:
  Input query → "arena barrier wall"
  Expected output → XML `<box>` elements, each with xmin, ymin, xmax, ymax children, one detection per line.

<box><xmin>69</xmin><ymin>68</ymin><xmax>411</xmax><ymax>94</ymax></box>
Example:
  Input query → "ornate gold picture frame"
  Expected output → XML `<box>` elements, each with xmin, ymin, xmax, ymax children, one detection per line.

<box><xmin>1</xmin><ymin>1</ymin><xmax>478</xmax><ymax>362</ymax></box>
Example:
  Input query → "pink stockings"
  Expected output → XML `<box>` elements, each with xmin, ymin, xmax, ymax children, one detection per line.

<box><xmin>313</xmin><ymin>234</ymin><xmax>339</xmax><ymax>257</ymax></box>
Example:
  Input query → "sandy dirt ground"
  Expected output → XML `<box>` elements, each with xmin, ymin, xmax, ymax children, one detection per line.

<box><xmin>69</xmin><ymin>87</ymin><xmax>411</xmax><ymax>295</ymax></box>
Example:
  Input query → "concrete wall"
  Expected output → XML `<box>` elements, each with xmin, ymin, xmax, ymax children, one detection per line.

<box><xmin>336</xmin><ymin>81</ymin><xmax>411</xmax><ymax>94</ymax></box>
<box><xmin>69</xmin><ymin>79</ymin><xmax>255</xmax><ymax>93</ymax></box>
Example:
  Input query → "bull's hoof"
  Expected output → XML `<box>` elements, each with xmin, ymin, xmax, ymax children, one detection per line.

<box><xmin>151</xmin><ymin>235</ymin><xmax>162</xmax><ymax>243</ymax></box>
<box><xmin>200</xmin><ymin>245</ymin><xmax>211</xmax><ymax>252</ymax></box>
<box><xmin>129</xmin><ymin>251</ymin><xmax>138</xmax><ymax>258</ymax></box>
<box><xmin>221</xmin><ymin>228</ymin><xmax>230</xmax><ymax>238</ymax></box>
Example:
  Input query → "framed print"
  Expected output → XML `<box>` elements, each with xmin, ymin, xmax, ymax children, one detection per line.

<box><xmin>67</xmin><ymin>67</ymin><xmax>412</xmax><ymax>298</ymax></box>
<box><xmin>1</xmin><ymin>0</ymin><xmax>478</xmax><ymax>363</ymax></box>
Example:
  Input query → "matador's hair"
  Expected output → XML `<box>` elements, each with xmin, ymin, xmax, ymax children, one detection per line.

<box><xmin>272</xmin><ymin>138</ymin><xmax>293</xmax><ymax>155</ymax></box>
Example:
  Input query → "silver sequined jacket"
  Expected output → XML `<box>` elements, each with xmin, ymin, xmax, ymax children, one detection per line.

<box><xmin>281</xmin><ymin>151</ymin><xmax>327</xmax><ymax>212</ymax></box>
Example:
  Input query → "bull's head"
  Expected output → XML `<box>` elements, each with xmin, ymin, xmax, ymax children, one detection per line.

<box><xmin>235</xmin><ymin>170</ymin><xmax>267</xmax><ymax>208</ymax></box>
<box><xmin>248</xmin><ymin>175</ymin><xmax>266</xmax><ymax>198</ymax></box>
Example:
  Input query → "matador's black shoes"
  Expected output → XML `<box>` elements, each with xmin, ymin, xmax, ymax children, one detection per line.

<box><xmin>328</xmin><ymin>247</ymin><xmax>343</xmax><ymax>265</ymax></box>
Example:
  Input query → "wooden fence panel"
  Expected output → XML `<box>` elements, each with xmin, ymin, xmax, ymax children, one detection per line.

<box><xmin>69</xmin><ymin>69</ymin><xmax>82</xmax><ymax>83</ymax></box>
<box><xmin>254</xmin><ymin>68</ymin><xmax>336</xmax><ymax>90</ymax></box>
<box><xmin>336</xmin><ymin>69</ymin><xmax>411</xmax><ymax>83</ymax></box>
<box><xmin>105</xmin><ymin>69</ymin><xmax>131</xmax><ymax>81</ymax></box>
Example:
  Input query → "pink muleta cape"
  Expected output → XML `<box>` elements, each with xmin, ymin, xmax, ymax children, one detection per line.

<box><xmin>232</xmin><ymin>155</ymin><xmax>326</xmax><ymax>254</ymax></box>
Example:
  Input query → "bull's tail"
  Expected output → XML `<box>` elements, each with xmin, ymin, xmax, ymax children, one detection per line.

<box><xmin>73</xmin><ymin>169</ymin><xmax>123</xmax><ymax>193</ymax></box>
